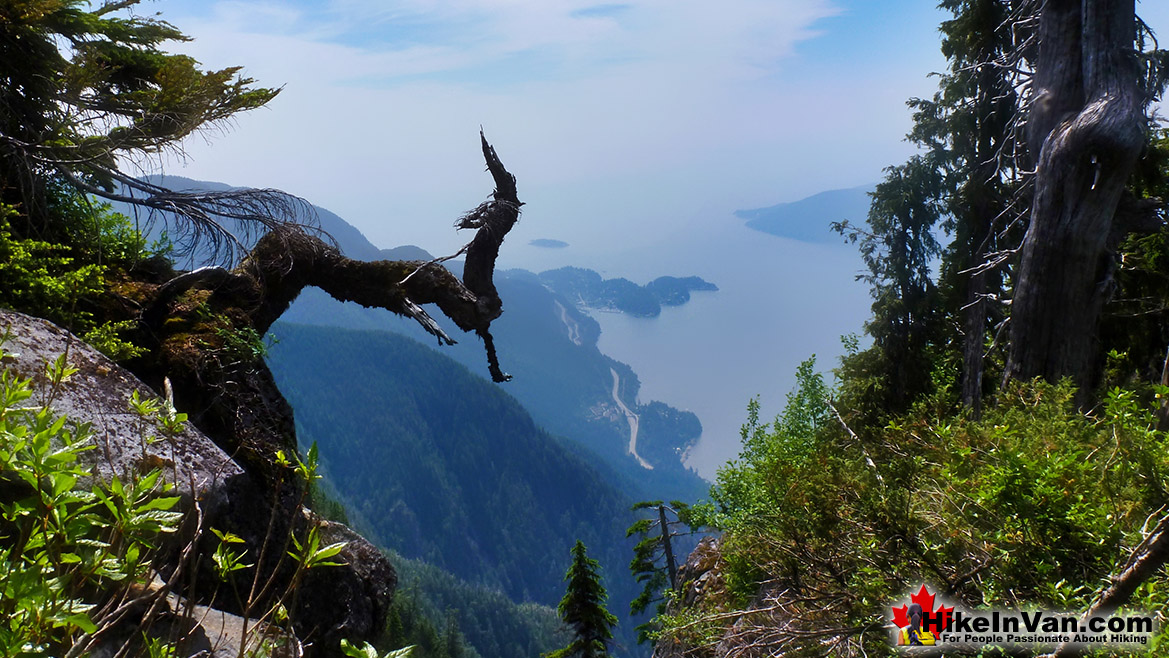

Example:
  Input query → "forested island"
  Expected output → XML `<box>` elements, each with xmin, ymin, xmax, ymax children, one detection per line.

<box><xmin>538</xmin><ymin>267</ymin><xmax>718</xmax><ymax>318</ymax></box>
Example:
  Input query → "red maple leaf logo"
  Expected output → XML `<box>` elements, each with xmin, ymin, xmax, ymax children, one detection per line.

<box><xmin>891</xmin><ymin>585</ymin><xmax>954</xmax><ymax>631</ymax></box>
<box><xmin>892</xmin><ymin>604</ymin><xmax>910</xmax><ymax>628</ymax></box>
<box><xmin>911</xmin><ymin>584</ymin><xmax>934</xmax><ymax>612</ymax></box>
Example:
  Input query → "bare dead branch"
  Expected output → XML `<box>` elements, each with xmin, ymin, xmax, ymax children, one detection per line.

<box><xmin>1044</xmin><ymin>511</ymin><xmax>1169</xmax><ymax>658</ymax></box>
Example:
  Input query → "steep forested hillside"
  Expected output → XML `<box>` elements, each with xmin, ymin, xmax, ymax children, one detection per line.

<box><xmin>379</xmin><ymin>550</ymin><xmax>567</xmax><ymax>658</ymax></box>
<box><xmin>266</xmin><ymin>323</ymin><xmax>642</xmax><ymax>642</ymax></box>
<box><xmin>283</xmin><ymin>272</ymin><xmax>708</xmax><ymax>505</ymax></box>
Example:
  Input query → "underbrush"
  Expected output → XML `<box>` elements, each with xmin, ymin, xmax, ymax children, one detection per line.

<box><xmin>659</xmin><ymin>358</ymin><xmax>1169</xmax><ymax>657</ymax></box>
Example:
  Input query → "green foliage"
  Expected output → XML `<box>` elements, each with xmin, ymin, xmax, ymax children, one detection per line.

<box><xmin>547</xmin><ymin>541</ymin><xmax>618</xmax><ymax>658</ymax></box>
<box><xmin>210</xmin><ymin>528</ymin><xmax>252</xmax><ymax>581</ymax></box>
<box><xmin>215</xmin><ymin>324</ymin><xmax>277</xmax><ymax>364</ymax></box>
<box><xmin>698</xmin><ymin>356</ymin><xmax>830</xmax><ymax>534</ymax></box>
<box><xmin>46</xmin><ymin>181</ymin><xmax>159</xmax><ymax>266</ymax></box>
<box><xmin>82</xmin><ymin>320</ymin><xmax>148</xmax><ymax>362</ymax></box>
<box><xmin>0</xmin><ymin>341</ymin><xmax>181</xmax><ymax>654</ymax></box>
<box><xmin>0</xmin><ymin>205</ymin><xmax>106</xmax><ymax>329</ymax></box>
<box><xmin>343</xmin><ymin>639</ymin><xmax>415</xmax><ymax>658</ymax></box>
<box><xmin>626</xmin><ymin>500</ymin><xmax>696</xmax><ymax>645</ymax></box>
<box><xmin>1</xmin><ymin>0</ymin><xmax>279</xmax><ymax>235</ymax></box>
<box><xmin>652</xmin><ymin>5</ymin><xmax>1169</xmax><ymax>656</ymax></box>
<box><xmin>662</xmin><ymin>360</ymin><xmax>1169</xmax><ymax>655</ymax></box>
<box><xmin>626</xmin><ymin>500</ymin><xmax>699</xmax><ymax>644</ymax></box>
<box><xmin>288</xmin><ymin>524</ymin><xmax>347</xmax><ymax>570</ymax></box>
<box><xmin>0</xmin><ymin>189</ymin><xmax>159</xmax><ymax>351</ymax></box>
<box><xmin>1099</xmin><ymin>128</ymin><xmax>1169</xmax><ymax>384</ymax></box>
<box><xmin>834</xmin><ymin>156</ymin><xmax>946</xmax><ymax>414</ymax></box>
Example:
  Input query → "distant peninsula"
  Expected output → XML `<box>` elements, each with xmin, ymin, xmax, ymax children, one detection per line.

<box><xmin>530</xmin><ymin>238</ymin><xmax>569</xmax><ymax>249</ymax></box>
<box><xmin>734</xmin><ymin>185</ymin><xmax>873</xmax><ymax>243</ymax></box>
<box><xmin>538</xmin><ymin>266</ymin><xmax>717</xmax><ymax>318</ymax></box>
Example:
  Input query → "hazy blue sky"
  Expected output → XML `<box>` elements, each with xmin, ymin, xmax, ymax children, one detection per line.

<box><xmin>153</xmin><ymin>1</ymin><xmax>1169</xmax><ymax>261</ymax></box>
<box><xmin>151</xmin><ymin>1</ymin><xmax>921</xmax><ymax>253</ymax></box>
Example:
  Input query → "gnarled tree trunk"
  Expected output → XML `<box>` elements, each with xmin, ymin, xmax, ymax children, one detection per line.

<box><xmin>1004</xmin><ymin>0</ymin><xmax>1145</xmax><ymax>395</ymax></box>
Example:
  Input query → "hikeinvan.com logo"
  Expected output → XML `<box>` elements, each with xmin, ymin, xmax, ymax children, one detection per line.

<box><xmin>890</xmin><ymin>585</ymin><xmax>1157</xmax><ymax>649</ymax></box>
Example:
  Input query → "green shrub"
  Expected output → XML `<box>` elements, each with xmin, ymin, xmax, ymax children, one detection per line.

<box><xmin>0</xmin><ymin>205</ymin><xmax>106</xmax><ymax>330</ymax></box>
<box><xmin>666</xmin><ymin>362</ymin><xmax>1169</xmax><ymax>656</ymax></box>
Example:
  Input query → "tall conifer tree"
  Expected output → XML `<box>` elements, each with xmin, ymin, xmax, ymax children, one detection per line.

<box><xmin>547</xmin><ymin>541</ymin><xmax>618</xmax><ymax>658</ymax></box>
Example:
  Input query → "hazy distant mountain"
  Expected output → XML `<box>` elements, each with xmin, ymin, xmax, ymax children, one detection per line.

<box><xmin>734</xmin><ymin>185</ymin><xmax>873</xmax><ymax>243</ymax></box>
<box><xmin>380</xmin><ymin>245</ymin><xmax>434</xmax><ymax>261</ymax></box>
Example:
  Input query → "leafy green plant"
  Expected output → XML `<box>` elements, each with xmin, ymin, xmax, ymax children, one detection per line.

<box><xmin>341</xmin><ymin>638</ymin><xmax>415</xmax><ymax>658</ymax></box>
<box><xmin>215</xmin><ymin>325</ymin><xmax>278</xmax><ymax>364</ymax></box>
<box><xmin>0</xmin><ymin>207</ymin><xmax>106</xmax><ymax>331</ymax></box>
<box><xmin>211</xmin><ymin>528</ymin><xmax>253</xmax><ymax>581</ymax></box>
<box><xmin>659</xmin><ymin>358</ymin><xmax>1169</xmax><ymax>656</ymax></box>
<box><xmin>0</xmin><ymin>337</ymin><xmax>379</xmax><ymax>657</ymax></box>
<box><xmin>82</xmin><ymin>320</ymin><xmax>147</xmax><ymax>362</ymax></box>
<box><xmin>0</xmin><ymin>341</ymin><xmax>182</xmax><ymax>655</ymax></box>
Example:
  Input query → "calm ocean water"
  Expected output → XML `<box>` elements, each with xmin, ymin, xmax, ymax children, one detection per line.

<box><xmin>510</xmin><ymin>215</ymin><xmax>873</xmax><ymax>480</ymax></box>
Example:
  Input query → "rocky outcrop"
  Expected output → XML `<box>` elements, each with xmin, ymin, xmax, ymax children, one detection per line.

<box><xmin>0</xmin><ymin>308</ymin><xmax>394</xmax><ymax>657</ymax></box>
<box><xmin>652</xmin><ymin>536</ymin><xmax>726</xmax><ymax>658</ymax></box>
<box><xmin>675</xmin><ymin>536</ymin><xmax>725</xmax><ymax>608</ymax></box>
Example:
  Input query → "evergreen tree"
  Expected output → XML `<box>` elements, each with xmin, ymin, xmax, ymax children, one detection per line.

<box><xmin>547</xmin><ymin>541</ymin><xmax>618</xmax><ymax>658</ymax></box>
<box><xmin>843</xmin><ymin>156</ymin><xmax>945</xmax><ymax>414</ymax></box>
<box><xmin>837</xmin><ymin>1</ymin><xmax>1168</xmax><ymax>414</ymax></box>
<box><xmin>0</xmin><ymin>0</ymin><xmax>297</xmax><ymax>260</ymax></box>
<box><xmin>911</xmin><ymin>0</ymin><xmax>1026</xmax><ymax>415</ymax></box>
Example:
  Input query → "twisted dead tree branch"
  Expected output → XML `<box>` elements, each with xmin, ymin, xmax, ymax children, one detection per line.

<box><xmin>142</xmin><ymin>131</ymin><xmax>522</xmax><ymax>382</ymax></box>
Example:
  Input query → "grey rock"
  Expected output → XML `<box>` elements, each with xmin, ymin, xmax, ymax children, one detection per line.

<box><xmin>296</xmin><ymin>514</ymin><xmax>398</xmax><ymax>650</ymax></box>
<box><xmin>0</xmin><ymin>308</ymin><xmax>394</xmax><ymax>657</ymax></box>
<box><xmin>0</xmin><ymin>307</ymin><xmax>243</xmax><ymax>498</ymax></box>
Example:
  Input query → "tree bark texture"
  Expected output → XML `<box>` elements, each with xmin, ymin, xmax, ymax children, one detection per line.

<box><xmin>1005</xmin><ymin>0</ymin><xmax>1145</xmax><ymax>393</ymax></box>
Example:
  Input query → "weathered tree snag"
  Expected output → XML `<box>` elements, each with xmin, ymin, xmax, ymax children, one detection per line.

<box><xmin>461</xmin><ymin>132</ymin><xmax>523</xmax><ymax>312</ymax></box>
<box><xmin>1004</xmin><ymin>0</ymin><xmax>1146</xmax><ymax>395</ymax></box>
<box><xmin>116</xmin><ymin>134</ymin><xmax>523</xmax><ymax>655</ymax></box>
<box><xmin>144</xmin><ymin>131</ymin><xmax>521</xmax><ymax>382</ymax></box>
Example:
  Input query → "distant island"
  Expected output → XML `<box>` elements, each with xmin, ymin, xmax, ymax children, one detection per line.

<box><xmin>530</xmin><ymin>238</ymin><xmax>569</xmax><ymax>249</ymax></box>
<box><xmin>538</xmin><ymin>266</ymin><xmax>717</xmax><ymax>318</ymax></box>
<box><xmin>734</xmin><ymin>185</ymin><xmax>873</xmax><ymax>243</ymax></box>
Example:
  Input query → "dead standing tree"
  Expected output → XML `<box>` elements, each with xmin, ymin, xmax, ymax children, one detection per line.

<box><xmin>1004</xmin><ymin>0</ymin><xmax>1147</xmax><ymax>395</ymax></box>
